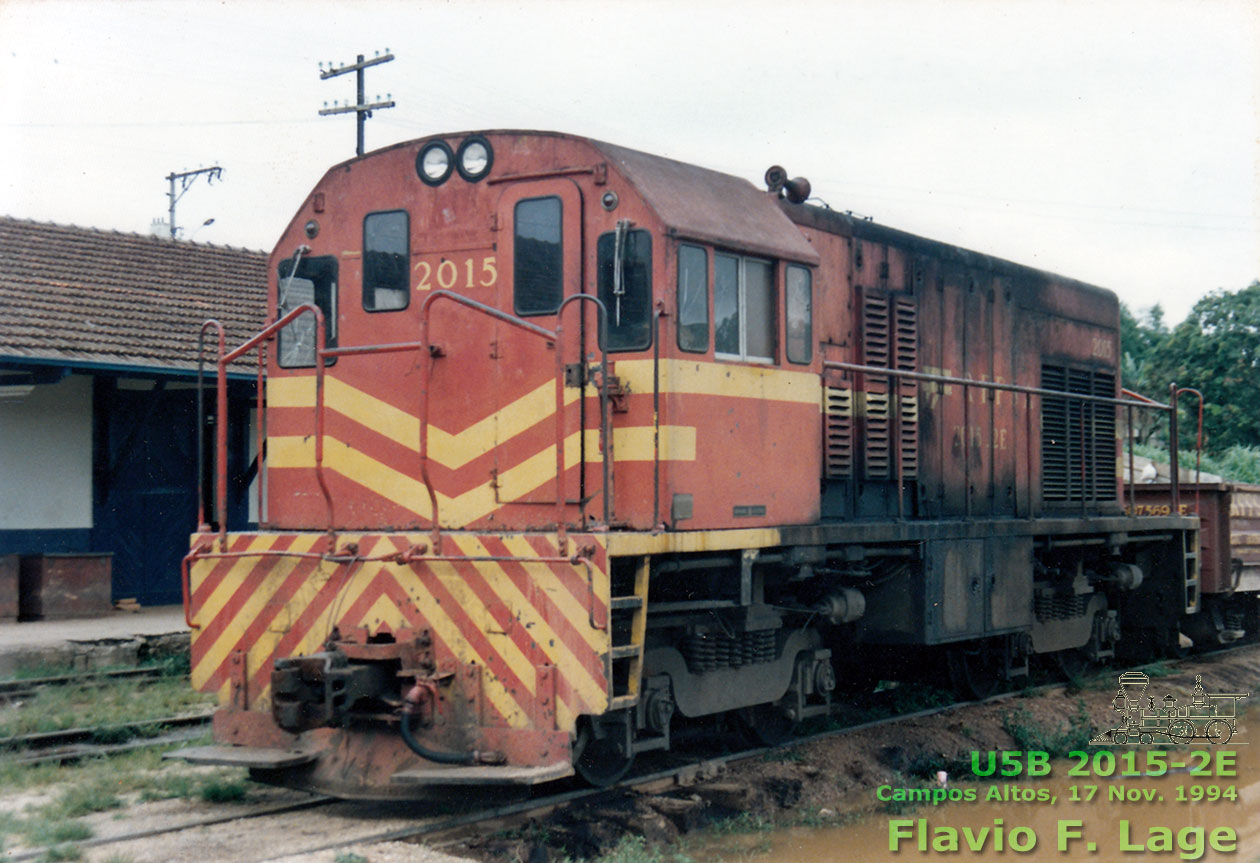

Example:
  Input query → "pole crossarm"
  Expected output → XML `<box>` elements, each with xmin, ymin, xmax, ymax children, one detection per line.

<box><xmin>318</xmin><ymin>51</ymin><xmax>396</xmax><ymax>157</ymax></box>
<box><xmin>166</xmin><ymin>165</ymin><xmax>223</xmax><ymax>240</ymax></box>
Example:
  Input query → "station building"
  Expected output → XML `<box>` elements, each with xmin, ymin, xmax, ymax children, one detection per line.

<box><xmin>0</xmin><ymin>216</ymin><xmax>266</xmax><ymax>611</ymax></box>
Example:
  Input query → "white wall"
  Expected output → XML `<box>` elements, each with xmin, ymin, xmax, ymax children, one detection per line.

<box><xmin>0</xmin><ymin>374</ymin><xmax>93</xmax><ymax>529</ymax></box>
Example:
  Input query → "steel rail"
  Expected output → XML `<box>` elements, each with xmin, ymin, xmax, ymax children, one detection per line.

<box><xmin>0</xmin><ymin>709</ymin><xmax>214</xmax><ymax>754</ymax></box>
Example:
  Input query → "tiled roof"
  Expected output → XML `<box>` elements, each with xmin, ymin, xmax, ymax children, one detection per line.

<box><xmin>0</xmin><ymin>216</ymin><xmax>268</xmax><ymax>375</ymax></box>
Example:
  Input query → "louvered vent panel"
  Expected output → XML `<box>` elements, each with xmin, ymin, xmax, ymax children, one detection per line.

<box><xmin>1041</xmin><ymin>365</ymin><xmax>1116</xmax><ymax>503</ymax></box>
<box><xmin>862</xmin><ymin>293</ymin><xmax>891</xmax><ymax>480</ymax></box>
<box><xmin>824</xmin><ymin>385</ymin><xmax>854</xmax><ymax>478</ymax></box>
<box><xmin>1092</xmin><ymin>372</ymin><xmax>1117</xmax><ymax>500</ymax></box>
<box><xmin>894</xmin><ymin>297</ymin><xmax>919</xmax><ymax>480</ymax></box>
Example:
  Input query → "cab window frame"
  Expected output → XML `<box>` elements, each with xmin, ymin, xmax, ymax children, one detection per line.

<box><xmin>785</xmin><ymin>263</ymin><xmax>813</xmax><ymax>365</ymax></box>
<box><xmin>596</xmin><ymin>227</ymin><xmax>653</xmax><ymax>352</ymax></box>
<box><xmin>362</xmin><ymin>209</ymin><xmax>410</xmax><ymax>313</ymax></box>
<box><xmin>512</xmin><ymin>195</ymin><xmax>564</xmax><ymax>317</ymax></box>
<box><xmin>676</xmin><ymin>243</ymin><xmax>709</xmax><ymax>354</ymax></box>
<box><xmin>714</xmin><ymin>251</ymin><xmax>776</xmax><ymax>365</ymax></box>
<box><xmin>276</xmin><ymin>254</ymin><xmax>338</xmax><ymax>369</ymax></box>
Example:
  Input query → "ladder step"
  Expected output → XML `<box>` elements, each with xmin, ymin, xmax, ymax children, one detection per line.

<box><xmin>611</xmin><ymin>596</ymin><xmax>643</xmax><ymax>611</ymax></box>
<box><xmin>609</xmin><ymin>694</ymin><xmax>640</xmax><ymax>711</ymax></box>
<box><xmin>609</xmin><ymin>645</ymin><xmax>640</xmax><ymax>660</ymax></box>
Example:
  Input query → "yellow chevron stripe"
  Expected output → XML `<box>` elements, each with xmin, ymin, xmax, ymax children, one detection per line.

<box><xmin>427</xmin><ymin>541</ymin><xmax>539</xmax><ymax>702</ymax></box>
<box><xmin>270</xmin><ymin>431</ymin><xmax>604</xmax><ymax>523</ymax></box>
<box><xmin>614</xmin><ymin>359</ymin><xmax>821</xmax><ymax>407</ymax></box>
<box><xmin>499</xmin><ymin>535</ymin><xmax>608</xmax><ymax>656</ymax></box>
<box><xmin>404</xmin><ymin>556</ymin><xmax>531</xmax><ymax>728</ymax></box>
<box><xmin>192</xmin><ymin>533</ymin><xmax>322</xmax><ymax>691</ymax></box>
<box><xmin>270</xmin><ymin>376</ymin><xmax>695</xmax><ymax>467</ymax></box>
<box><xmin>268</xmin><ymin>376</ymin><xmax>585</xmax><ymax>470</ymax></box>
<box><xmin>450</xmin><ymin>535</ymin><xmax>607</xmax><ymax>718</ymax></box>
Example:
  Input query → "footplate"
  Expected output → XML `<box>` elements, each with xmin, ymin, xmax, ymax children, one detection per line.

<box><xmin>166</xmin><ymin>745</ymin><xmax>318</xmax><ymax>769</ymax></box>
<box><xmin>390</xmin><ymin>761</ymin><xmax>574</xmax><ymax>786</ymax></box>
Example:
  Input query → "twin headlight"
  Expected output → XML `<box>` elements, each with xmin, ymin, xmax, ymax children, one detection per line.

<box><xmin>416</xmin><ymin>135</ymin><xmax>493</xmax><ymax>185</ymax></box>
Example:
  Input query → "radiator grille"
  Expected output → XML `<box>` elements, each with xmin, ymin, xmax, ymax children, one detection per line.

<box><xmin>862</xmin><ymin>294</ymin><xmax>892</xmax><ymax>479</ymax></box>
<box><xmin>824</xmin><ymin>384</ymin><xmax>854</xmax><ymax>478</ymax></box>
<box><xmin>895</xmin><ymin>297</ymin><xmax>919</xmax><ymax>480</ymax></box>
<box><xmin>1042</xmin><ymin>365</ymin><xmax>1116</xmax><ymax>502</ymax></box>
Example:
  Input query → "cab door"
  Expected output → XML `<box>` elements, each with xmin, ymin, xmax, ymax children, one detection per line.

<box><xmin>492</xmin><ymin>178</ymin><xmax>597</xmax><ymax>525</ymax></box>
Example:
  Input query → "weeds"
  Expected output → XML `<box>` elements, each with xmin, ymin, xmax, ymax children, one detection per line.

<box><xmin>0</xmin><ymin>675</ymin><xmax>214</xmax><ymax>740</ymax></box>
<box><xmin>334</xmin><ymin>854</ymin><xmax>368</xmax><ymax>863</ymax></box>
<box><xmin>1002</xmin><ymin>700</ymin><xmax>1093</xmax><ymax>758</ymax></box>
<box><xmin>761</xmin><ymin>747</ymin><xmax>804</xmax><ymax>764</ymax></box>
<box><xmin>199</xmin><ymin>779</ymin><xmax>248</xmax><ymax>803</ymax></box>
<box><xmin>586</xmin><ymin>834</ymin><xmax>695</xmax><ymax>863</ymax></box>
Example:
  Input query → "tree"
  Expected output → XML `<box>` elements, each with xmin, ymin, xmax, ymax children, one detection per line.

<box><xmin>1119</xmin><ymin>302</ymin><xmax>1170</xmax><ymax>444</ymax></box>
<box><xmin>1151</xmin><ymin>281</ymin><xmax>1260</xmax><ymax>452</ymax></box>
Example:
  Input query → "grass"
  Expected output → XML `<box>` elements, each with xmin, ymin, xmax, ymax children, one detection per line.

<box><xmin>582</xmin><ymin>835</ymin><xmax>695</xmax><ymax>863</ymax></box>
<box><xmin>1002</xmin><ymin>700</ymin><xmax>1093</xmax><ymax>758</ymax></box>
<box><xmin>0</xmin><ymin>759</ymin><xmax>253</xmax><ymax>856</ymax></box>
<box><xmin>0</xmin><ymin>675</ymin><xmax>215</xmax><ymax>740</ymax></box>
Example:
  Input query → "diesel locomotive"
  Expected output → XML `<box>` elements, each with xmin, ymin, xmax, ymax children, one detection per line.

<box><xmin>177</xmin><ymin>131</ymin><xmax>1204</xmax><ymax>798</ymax></box>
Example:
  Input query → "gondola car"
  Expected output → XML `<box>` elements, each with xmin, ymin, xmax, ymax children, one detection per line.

<box><xmin>1130</xmin><ymin>481</ymin><xmax>1260</xmax><ymax>646</ymax></box>
<box><xmin>175</xmin><ymin>131</ymin><xmax>1199</xmax><ymax>798</ymax></box>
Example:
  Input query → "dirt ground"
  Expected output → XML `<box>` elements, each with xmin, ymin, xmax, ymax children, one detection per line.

<box><xmin>457</xmin><ymin>644</ymin><xmax>1260</xmax><ymax>862</ymax></box>
<box><xmin>3</xmin><ymin>645</ymin><xmax>1255</xmax><ymax>863</ymax></box>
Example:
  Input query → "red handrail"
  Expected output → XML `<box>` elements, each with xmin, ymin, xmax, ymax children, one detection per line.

<box><xmin>202</xmin><ymin>291</ymin><xmax>612</xmax><ymax>559</ymax></box>
<box><xmin>214</xmin><ymin>303</ymin><xmax>331</xmax><ymax>551</ymax></box>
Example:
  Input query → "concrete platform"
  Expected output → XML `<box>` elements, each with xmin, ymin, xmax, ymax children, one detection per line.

<box><xmin>0</xmin><ymin>605</ymin><xmax>189</xmax><ymax>676</ymax></box>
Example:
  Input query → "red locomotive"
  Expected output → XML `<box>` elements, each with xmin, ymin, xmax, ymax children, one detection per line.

<box><xmin>177</xmin><ymin>131</ymin><xmax>1200</xmax><ymax>798</ymax></box>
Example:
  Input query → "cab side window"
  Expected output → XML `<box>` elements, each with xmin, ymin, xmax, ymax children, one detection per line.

<box><xmin>677</xmin><ymin>244</ymin><xmax>708</xmax><ymax>353</ymax></box>
<box><xmin>715</xmin><ymin>253</ymin><xmax>775</xmax><ymax>363</ymax></box>
<box><xmin>786</xmin><ymin>264</ymin><xmax>812</xmax><ymax>364</ymax></box>
<box><xmin>277</xmin><ymin>256</ymin><xmax>338</xmax><ymax>368</ymax></box>
<box><xmin>363</xmin><ymin>210</ymin><xmax>409</xmax><ymax>311</ymax></box>
<box><xmin>597</xmin><ymin>228</ymin><xmax>652</xmax><ymax>351</ymax></box>
<box><xmin>513</xmin><ymin>196</ymin><xmax>562</xmax><ymax>315</ymax></box>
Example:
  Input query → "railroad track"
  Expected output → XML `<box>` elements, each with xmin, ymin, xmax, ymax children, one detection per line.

<box><xmin>6</xmin><ymin>642</ymin><xmax>1255</xmax><ymax>863</ymax></box>
<box><xmin>0</xmin><ymin>665</ymin><xmax>174</xmax><ymax>703</ymax></box>
<box><xmin>0</xmin><ymin>709</ymin><xmax>214</xmax><ymax>765</ymax></box>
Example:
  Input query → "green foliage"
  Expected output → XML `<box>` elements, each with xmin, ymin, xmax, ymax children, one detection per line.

<box><xmin>1127</xmin><ymin>442</ymin><xmax>1260</xmax><ymax>484</ymax></box>
<box><xmin>50</xmin><ymin>781</ymin><xmax>124</xmax><ymax>818</ymax></box>
<box><xmin>1002</xmin><ymin>700</ymin><xmax>1092</xmax><ymax>758</ymax></box>
<box><xmin>333</xmin><ymin>854</ymin><xmax>368</xmax><ymax>863</ymax></box>
<box><xmin>1147</xmin><ymin>281</ymin><xmax>1260</xmax><ymax>452</ymax></box>
<box><xmin>40</xmin><ymin>845</ymin><xmax>84</xmax><ymax>862</ymax></box>
<box><xmin>0</xmin><ymin>675</ymin><xmax>214</xmax><ymax>739</ymax></box>
<box><xmin>590</xmin><ymin>834</ymin><xmax>695</xmax><ymax>863</ymax></box>
<box><xmin>199</xmin><ymin>779</ymin><xmax>248</xmax><ymax>803</ymax></box>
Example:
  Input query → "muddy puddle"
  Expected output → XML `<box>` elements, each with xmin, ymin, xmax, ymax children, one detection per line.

<box><xmin>692</xmin><ymin>728</ymin><xmax>1258</xmax><ymax>862</ymax></box>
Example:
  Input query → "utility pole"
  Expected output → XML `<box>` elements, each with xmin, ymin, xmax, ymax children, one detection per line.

<box><xmin>166</xmin><ymin>166</ymin><xmax>223</xmax><ymax>240</ymax></box>
<box><xmin>319</xmin><ymin>50</ymin><xmax>396</xmax><ymax>157</ymax></box>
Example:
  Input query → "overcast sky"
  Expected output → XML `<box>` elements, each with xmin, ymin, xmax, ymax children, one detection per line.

<box><xmin>1</xmin><ymin>0</ymin><xmax>1256</xmax><ymax>325</ymax></box>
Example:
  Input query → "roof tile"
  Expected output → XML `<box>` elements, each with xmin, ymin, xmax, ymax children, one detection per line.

<box><xmin>0</xmin><ymin>217</ymin><xmax>267</xmax><ymax>373</ymax></box>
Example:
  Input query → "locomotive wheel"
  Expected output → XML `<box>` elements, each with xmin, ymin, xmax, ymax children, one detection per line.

<box><xmin>1053</xmin><ymin>648</ymin><xmax>1099</xmax><ymax>682</ymax></box>
<box><xmin>1167</xmin><ymin>718</ymin><xmax>1194</xmax><ymax>745</ymax></box>
<box><xmin>573</xmin><ymin>722</ymin><xmax>634</xmax><ymax>787</ymax></box>
<box><xmin>947</xmin><ymin>643</ymin><xmax>1005</xmax><ymax>701</ymax></box>
<box><xmin>1205</xmin><ymin>719</ymin><xmax>1233</xmax><ymax>745</ymax></box>
<box><xmin>737</xmin><ymin>703</ymin><xmax>798</xmax><ymax>747</ymax></box>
